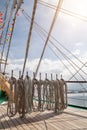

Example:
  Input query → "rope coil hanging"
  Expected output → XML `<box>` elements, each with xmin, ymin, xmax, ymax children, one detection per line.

<box><xmin>7</xmin><ymin>70</ymin><xmax>17</xmax><ymax>117</ymax></box>
<box><xmin>7</xmin><ymin>72</ymin><xmax>67</xmax><ymax>118</ymax></box>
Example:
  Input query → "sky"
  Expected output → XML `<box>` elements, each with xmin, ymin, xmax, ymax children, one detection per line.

<box><xmin>0</xmin><ymin>0</ymin><xmax>87</xmax><ymax>90</ymax></box>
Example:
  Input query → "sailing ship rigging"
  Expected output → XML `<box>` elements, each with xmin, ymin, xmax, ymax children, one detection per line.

<box><xmin>0</xmin><ymin>0</ymin><xmax>87</xmax><ymax>118</ymax></box>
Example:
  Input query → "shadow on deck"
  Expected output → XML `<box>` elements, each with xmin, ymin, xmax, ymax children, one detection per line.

<box><xmin>0</xmin><ymin>105</ymin><xmax>87</xmax><ymax>130</ymax></box>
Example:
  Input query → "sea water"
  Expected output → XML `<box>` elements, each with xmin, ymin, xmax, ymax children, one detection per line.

<box><xmin>68</xmin><ymin>93</ymin><xmax>87</xmax><ymax>107</ymax></box>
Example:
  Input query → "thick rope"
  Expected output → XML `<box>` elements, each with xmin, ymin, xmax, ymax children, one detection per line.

<box><xmin>32</xmin><ymin>77</ymin><xmax>67</xmax><ymax>113</ymax></box>
<box><xmin>7</xmin><ymin>76</ymin><xmax>17</xmax><ymax>117</ymax></box>
<box><xmin>7</xmin><ymin>73</ymin><xmax>67</xmax><ymax>117</ymax></box>
<box><xmin>17</xmin><ymin>77</ymin><xmax>25</xmax><ymax>118</ymax></box>
<box><xmin>24</xmin><ymin>75</ymin><xmax>32</xmax><ymax>113</ymax></box>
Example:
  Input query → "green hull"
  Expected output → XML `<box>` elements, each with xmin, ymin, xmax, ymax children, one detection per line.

<box><xmin>0</xmin><ymin>91</ymin><xmax>8</xmax><ymax>104</ymax></box>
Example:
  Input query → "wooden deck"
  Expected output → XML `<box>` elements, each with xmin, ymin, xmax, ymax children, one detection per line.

<box><xmin>0</xmin><ymin>104</ymin><xmax>87</xmax><ymax>130</ymax></box>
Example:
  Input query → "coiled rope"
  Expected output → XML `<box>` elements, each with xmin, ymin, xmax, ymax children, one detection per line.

<box><xmin>7</xmin><ymin>72</ymin><xmax>67</xmax><ymax>117</ymax></box>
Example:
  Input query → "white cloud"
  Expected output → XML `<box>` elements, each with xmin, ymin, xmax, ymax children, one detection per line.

<box><xmin>3</xmin><ymin>57</ymin><xmax>81</xmax><ymax>79</ymax></box>
<box><xmin>5</xmin><ymin>58</ymin><xmax>66</xmax><ymax>78</ymax></box>
<box><xmin>72</xmin><ymin>49</ymin><xmax>80</xmax><ymax>55</ymax></box>
<box><xmin>1</xmin><ymin>0</ymin><xmax>87</xmax><ymax>83</ymax></box>
<box><xmin>75</xmin><ymin>42</ymin><xmax>83</xmax><ymax>47</ymax></box>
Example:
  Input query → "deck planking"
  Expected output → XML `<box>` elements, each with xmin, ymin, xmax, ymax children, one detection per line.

<box><xmin>0</xmin><ymin>104</ymin><xmax>87</xmax><ymax>130</ymax></box>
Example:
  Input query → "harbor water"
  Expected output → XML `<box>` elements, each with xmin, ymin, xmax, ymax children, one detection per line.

<box><xmin>68</xmin><ymin>93</ymin><xmax>87</xmax><ymax>107</ymax></box>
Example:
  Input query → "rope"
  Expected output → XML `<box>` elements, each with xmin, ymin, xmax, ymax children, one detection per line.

<box><xmin>54</xmin><ymin>80</ymin><xmax>60</xmax><ymax>112</ymax></box>
<box><xmin>22</xmin><ymin>0</ymin><xmax>38</xmax><ymax>77</ymax></box>
<box><xmin>69</xmin><ymin>62</ymin><xmax>87</xmax><ymax>81</ymax></box>
<box><xmin>22</xmin><ymin>10</ymin><xmax>87</xmax><ymax>91</ymax></box>
<box><xmin>50</xmin><ymin>42</ymin><xmax>86</xmax><ymax>81</ymax></box>
<box><xmin>7</xmin><ymin>76</ymin><xmax>17</xmax><ymax>117</ymax></box>
<box><xmin>33</xmin><ymin>16</ymin><xmax>87</xmax><ymax>81</ymax></box>
<box><xmin>4</xmin><ymin>1</ymin><xmax>23</xmax><ymax>73</ymax></box>
<box><xmin>17</xmin><ymin>77</ymin><xmax>25</xmax><ymax>118</ymax></box>
<box><xmin>1</xmin><ymin>0</ymin><xmax>17</xmax><ymax>61</ymax></box>
<box><xmin>38</xmin><ymin>0</ymin><xmax>87</xmax><ymax>23</ymax></box>
<box><xmin>37</xmin><ymin>79</ymin><xmax>42</xmax><ymax>110</ymax></box>
<box><xmin>22</xmin><ymin>9</ymin><xmax>87</xmax><ymax>69</ymax></box>
<box><xmin>3</xmin><ymin>16</ymin><xmax>17</xmax><ymax>73</ymax></box>
<box><xmin>0</xmin><ymin>0</ymin><xmax>10</xmax><ymax>71</ymax></box>
<box><xmin>7</xmin><ymin>72</ymin><xmax>67</xmax><ymax>117</ymax></box>
<box><xmin>59</xmin><ymin>79</ymin><xmax>67</xmax><ymax>109</ymax></box>
<box><xmin>50</xmin><ymin>37</ymin><xmax>87</xmax><ymax>70</ymax></box>
<box><xmin>32</xmin><ymin>76</ymin><xmax>67</xmax><ymax>113</ymax></box>
<box><xmin>24</xmin><ymin>75</ymin><xmax>32</xmax><ymax>113</ymax></box>
<box><xmin>35</xmin><ymin>0</ymin><xmax>63</xmax><ymax>77</ymax></box>
<box><xmin>0</xmin><ymin>0</ymin><xmax>10</xmax><ymax>44</ymax></box>
<box><xmin>36</xmin><ymin>32</ymin><xmax>86</xmax><ymax>92</ymax></box>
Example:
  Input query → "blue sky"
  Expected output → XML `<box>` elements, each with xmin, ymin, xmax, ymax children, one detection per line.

<box><xmin>0</xmin><ymin>0</ymin><xmax>87</xmax><ymax>85</ymax></box>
